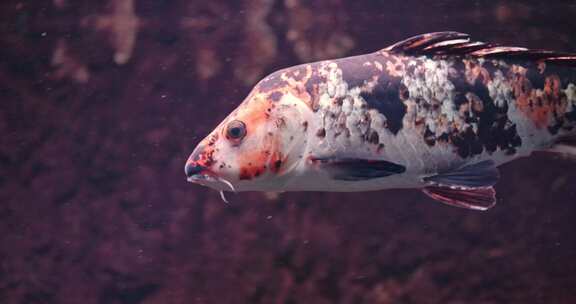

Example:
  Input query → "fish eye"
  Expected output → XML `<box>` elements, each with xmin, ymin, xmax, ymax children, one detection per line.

<box><xmin>226</xmin><ymin>120</ymin><xmax>247</xmax><ymax>140</ymax></box>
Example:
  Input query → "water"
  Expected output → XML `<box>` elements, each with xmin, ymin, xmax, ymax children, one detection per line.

<box><xmin>1</xmin><ymin>0</ymin><xmax>576</xmax><ymax>303</ymax></box>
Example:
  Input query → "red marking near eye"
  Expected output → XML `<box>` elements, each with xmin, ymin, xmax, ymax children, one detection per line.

<box><xmin>238</xmin><ymin>127</ymin><xmax>286</xmax><ymax>179</ymax></box>
<box><xmin>233</xmin><ymin>95</ymin><xmax>276</xmax><ymax>180</ymax></box>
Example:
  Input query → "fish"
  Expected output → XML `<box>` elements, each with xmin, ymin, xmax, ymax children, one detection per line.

<box><xmin>184</xmin><ymin>32</ymin><xmax>576</xmax><ymax>211</ymax></box>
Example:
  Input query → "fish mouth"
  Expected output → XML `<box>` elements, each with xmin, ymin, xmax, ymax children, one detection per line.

<box><xmin>185</xmin><ymin>162</ymin><xmax>217</xmax><ymax>185</ymax></box>
<box><xmin>186</xmin><ymin>171</ymin><xmax>236</xmax><ymax>193</ymax></box>
<box><xmin>187</xmin><ymin>173</ymin><xmax>216</xmax><ymax>184</ymax></box>
<box><xmin>185</xmin><ymin>162</ymin><xmax>236</xmax><ymax>192</ymax></box>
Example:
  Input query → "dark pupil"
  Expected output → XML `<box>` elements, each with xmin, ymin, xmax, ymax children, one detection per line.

<box><xmin>227</xmin><ymin>121</ymin><xmax>246</xmax><ymax>139</ymax></box>
<box><xmin>229</xmin><ymin>127</ymin><xmax>242</xmax><ymax>138</ymax></box>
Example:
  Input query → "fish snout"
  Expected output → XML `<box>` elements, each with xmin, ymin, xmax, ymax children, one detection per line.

<box><xmin>185</xmin><ymin>144</ymin><xmax>215</xmax><ymax>181</ymax></box>
<box><xmin>185</xmin><ymin>162</ymin><xmax>207</xmax><ymax>178</ymax></box>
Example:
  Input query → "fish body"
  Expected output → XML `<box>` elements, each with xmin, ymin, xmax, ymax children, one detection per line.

<box><xmin>185</xmin><ymin>32</ymin><xmax>576</xmax><ymax>210</ymax></box>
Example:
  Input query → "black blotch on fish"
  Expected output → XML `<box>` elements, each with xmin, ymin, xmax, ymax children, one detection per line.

<box><xmin>438</xmin><ymin>133</ymin><xmax>450</xmax><ymax>143</ymax></box>
<box><xmin>526</xmin><ymin>64</ymin><xmax>546</xmax><ymax>90</ymax></box>
<box><xmin>360</xmin><ymin>76</ymin><xmax>407</xmax><ymax>135</ymax></box>
<box><xmin>451</xmin><ymin>127</ymin><xmax>483</xmax><ymax>158</ymax></box>
<box><xmin>424</xmin><ymin>127</ymin><xmax>436</xmax><ymax>146</ymax></box>
<box><xmin>274</xmin><ymin>160</ymin><xmax>282</xmax><ymax>171</ymax></box>
<box><xmin>269</xmin><ymin>91</ymin><xmax>283</xmax><ymax>102</ymax></box>
<box><xmin>448</xmin><ymin>63</ymin><xmax>522</xmax><ymax>157</ymax></box>
<box><xmin>316</xmin><ymin>128</ymin><xmax>326</xmax><ymax>138</ymax></box>
<box><xmin>304</xmin><ymin>67</ymin><xmax>325</xmax><ymax>111</ymax></box>
<box><xmin>367</xmin><ymin>130</ymin><xmax>379</xmax><ymax>144</ymax></box>
<box><xmin>399</xmin><ymin>83</ymin><xmax>410</xmax><ymax>100</ymax></box>
<box><xmin>258</xmin><ymin>72</ymin><xmax>288</xmax><ymax>93</ymax></box>
<box><xmin>337</xmin><ymin>54</ymin><xmax>383</xmax><ymax>88</ymax></box>
<box><xmin>305</xmin><ymin>73</ymin><xmax>324</xmax><ymax>93</ymax></box>
<box><xmin>453</xmin><ymin>92</ymin><xmax>468</xmax><ymax>109</ymax></box>
<box><xmin>548</xmin><ymin>121</ymin><xmax>562</xmax><ymax>135</ymax></box>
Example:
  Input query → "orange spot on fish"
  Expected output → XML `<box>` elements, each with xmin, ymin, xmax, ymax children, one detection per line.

<box><xmin>237</xmin><ymin>144</ymin><xmax>272</xmax><ymax>180</ymax></box>
<box><xmin>513</xmin><ymin>73</ymin><xmax>568</xmax><ymax>129</ymax></box>
<box><xmin>544</xmin><ymin>75</ymin><xmax>561</xmax><ymax>98</ymax></box>
<box><xmin>236</xmin><ymin>125</ymin><xmax>287</xmax><ymax>180</ymax></box>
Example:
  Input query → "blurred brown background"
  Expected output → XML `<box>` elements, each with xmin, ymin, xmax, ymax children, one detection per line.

<box><xmin>1</xmin><ymin>0</ymin><xmax>576</xmax><ymax>303</ymax></box>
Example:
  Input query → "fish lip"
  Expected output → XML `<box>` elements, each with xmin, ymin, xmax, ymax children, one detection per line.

<box><xmin>187</xmin><ymin>173</ymin><xmax>215</xmax><ymax>183</ymax></box>
<box><xmin>187</xmin><ymin>173</ymin><xmax>234</xmax><ymax>192</ymax></box>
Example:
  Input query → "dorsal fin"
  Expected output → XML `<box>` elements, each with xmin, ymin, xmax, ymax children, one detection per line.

<box><xmin>383</xmin><ymin>32</ymin><xmax>471</xmax><ymax>53</ymax></box>
<box><xmin>382</xmin><ymin>31</ymin><xmax>576</xmax><ymax>66</ymax></box>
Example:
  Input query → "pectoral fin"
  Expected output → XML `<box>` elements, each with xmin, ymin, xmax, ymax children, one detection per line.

<box><xmin>421</xmin><ymin>160</ymin><xmax>500</xmax><ymax>211</ymax></box>
<box><xmin>310</xmin><ymin>157</ymin><xmax>406</xmax><ymax>181</ymax></box>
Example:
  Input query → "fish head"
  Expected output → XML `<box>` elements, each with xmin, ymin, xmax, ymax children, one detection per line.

<box><xmin>185</xmin><ymin>87</ymin><xmax>311</xmax><ymax>192</ymax></box>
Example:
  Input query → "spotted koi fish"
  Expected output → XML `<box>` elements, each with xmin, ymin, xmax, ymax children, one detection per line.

<box><xmin>185</xmin><ymin>32</ymin><xmax>576</xmax><ymax>210</ymax></box>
